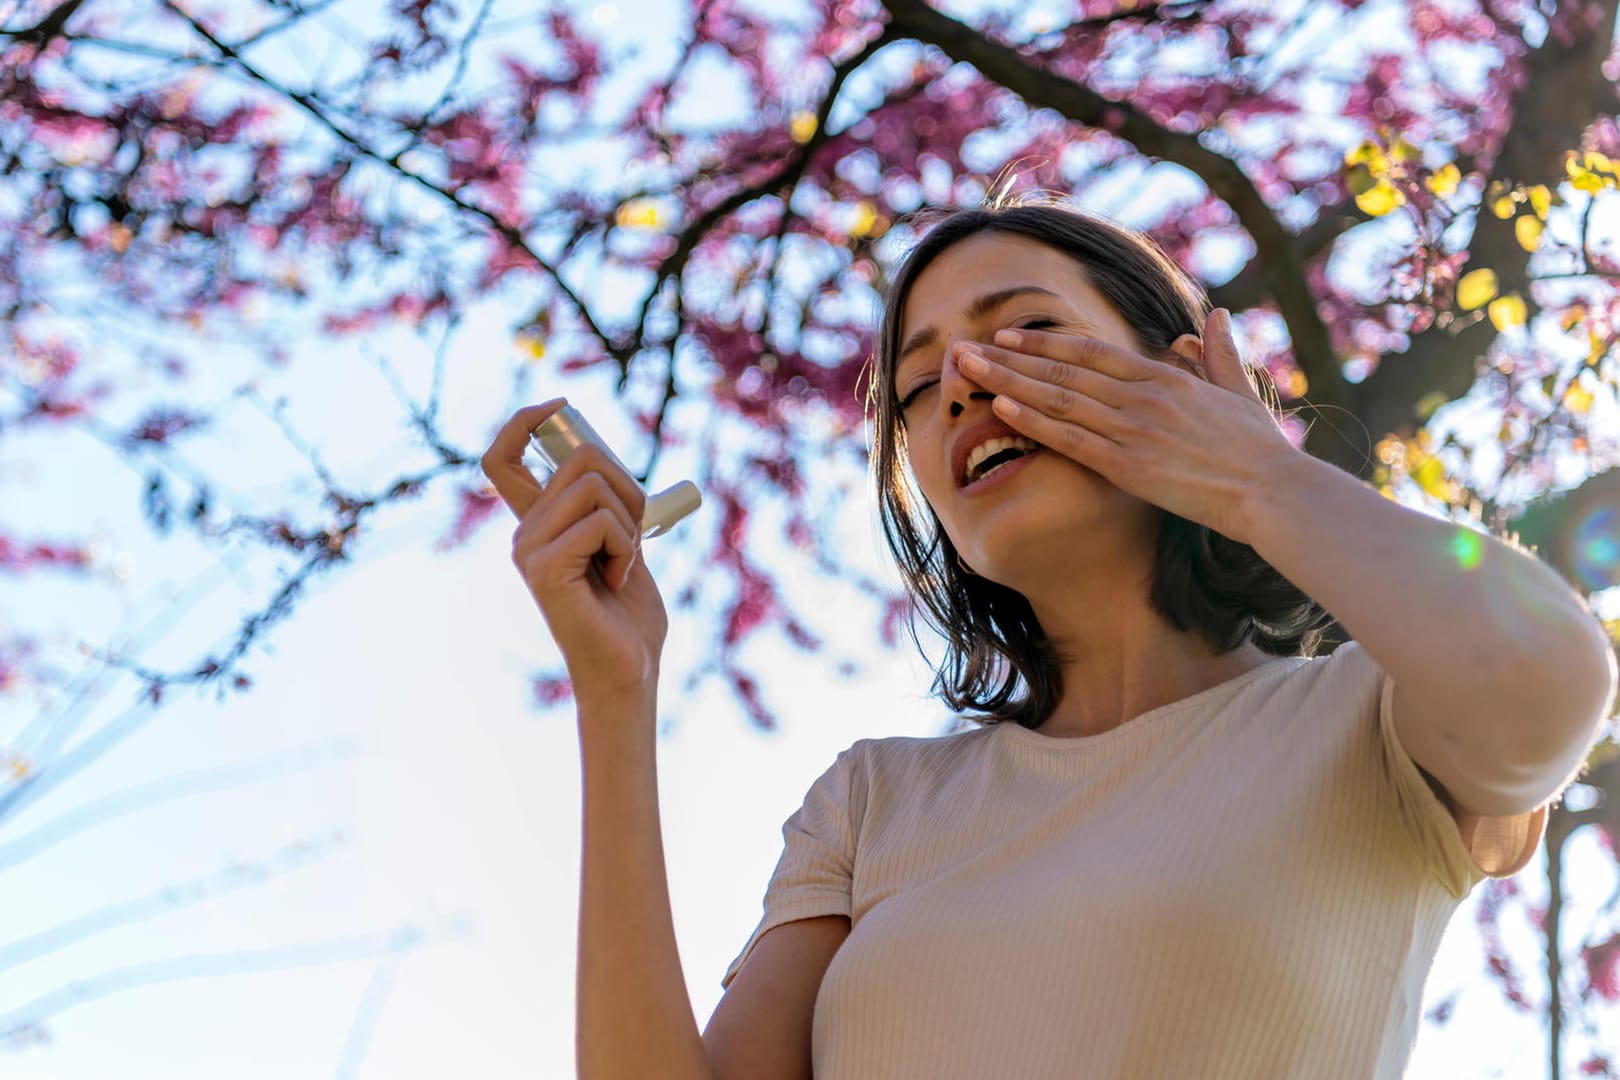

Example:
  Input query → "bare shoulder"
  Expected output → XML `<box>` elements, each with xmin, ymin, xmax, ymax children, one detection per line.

<box><xmin>704</xmin><ymin>915</ymin><xmax>851</xmax><ymax>1080</ymax></box>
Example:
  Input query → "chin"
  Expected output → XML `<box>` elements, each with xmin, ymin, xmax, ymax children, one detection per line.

<box><xmin>976</xmin><ymin>503</ymin><xmax>1154</xmax><ymax>571</ymax></box>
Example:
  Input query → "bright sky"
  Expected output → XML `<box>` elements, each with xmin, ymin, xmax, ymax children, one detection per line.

<box><xmin>1</xmin><ymin>0</ymin><xmax>1617</xmax><ymax>1077</ymax></box>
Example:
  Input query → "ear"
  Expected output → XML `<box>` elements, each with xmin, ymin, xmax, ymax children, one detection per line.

<box><xmin>1168</xmin><ymin>333</ymin><xmax>1208</xmax><ymax>381</ymax></box>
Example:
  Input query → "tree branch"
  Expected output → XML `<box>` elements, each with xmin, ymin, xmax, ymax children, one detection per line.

<box><xmin>156</xmin><ymin>0</ymin><xmax>617</xmax><ymax>358</ymax></box>
<box><xmin>627</xmin><ymin>24</ymin><xmax>899</xmax><ymax>373</ymax></box>
<box><xmin>0</xmin><ymin>0</ymin><xmax>83</xmax><ymax>45</ymax></box>
<box><xmin>1356</xmin><ymin>0</ymin><xmax>1620</xmax><ymax>446</ymax></box>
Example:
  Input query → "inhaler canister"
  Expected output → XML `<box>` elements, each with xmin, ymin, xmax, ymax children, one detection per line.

<box><xmin>529</xmin><ymin>404</ymin><xmax>702</xmax><ymax>539</ymax></box>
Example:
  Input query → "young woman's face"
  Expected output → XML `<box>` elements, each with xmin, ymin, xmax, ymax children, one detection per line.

<box><xmin>892</xmin><ymin>231</ymin><xmax>1163</xmax><ymax>582</ymax></box>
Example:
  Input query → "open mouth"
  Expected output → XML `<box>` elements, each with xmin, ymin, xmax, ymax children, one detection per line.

<box><xmin>959</xmin><ymin>435</ymin><xmax>1042</xmax><ymax>489</ymax></box>
<box><xmin>961</xmin><ymin>446</ymin><xmax>1042</xmax><ymax>493</ymax></box>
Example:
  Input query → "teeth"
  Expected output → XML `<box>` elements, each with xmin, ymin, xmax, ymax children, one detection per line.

<box><xmin>965</xmin><ymin>436</ymin><xmax>1039</xmax><ymax>483</ymax></box>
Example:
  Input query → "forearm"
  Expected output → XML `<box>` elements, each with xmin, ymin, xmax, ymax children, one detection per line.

<box><xmin>576</xmin><ymin>693</ymin><xmax>712</xmax><ymax>1080</ymax></box>
<box><xmin>1245</xmin><ymin>454</ymin><xmax>1615</xmax><ymax>761</ymax></box>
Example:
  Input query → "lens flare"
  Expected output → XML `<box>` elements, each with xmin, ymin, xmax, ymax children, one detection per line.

<box><xmin>1569</xmin><ymin>505</ymin><xmax>1619</xmax><ymax>591</ymax></box>
<box><xmin>1450</xmin><ymin>528</ymin><xmax>1485</xmax><ymax>570</ymax></box>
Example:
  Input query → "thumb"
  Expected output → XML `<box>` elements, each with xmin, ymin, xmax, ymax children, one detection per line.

<box><xmin>1205</xmin><ymin>308</ymin><xmax>1260</xmax><ymax>401</ymax></box>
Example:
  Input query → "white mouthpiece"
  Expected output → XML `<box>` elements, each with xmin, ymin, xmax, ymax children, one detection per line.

<box><xmin>643</xmin><ymin>481</ymin><xmax>702</xmax><ymax>538</ymax></box>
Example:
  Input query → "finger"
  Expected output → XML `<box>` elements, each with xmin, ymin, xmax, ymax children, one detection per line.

<box><xmin>481</xmin><ymin>398</ymin><xmax>569</xmax><ymax>521</ymax></box>
<box><xmin>956</xmin><ymin>340</ymin><xmax>1134</xmax><ymax>410</ymax></box>
<box><xmin>542</xmin><ymin>441</ymin><xmax>649</xmax><ymax>536</ymax></box>
<box><xmin>990</xmin><ymin>392</ymin><xmax>1121</xmax><ymax>475</ymax></box>
<box><xmin>1204</xmin><ymin>309</ymin><xmax>1261</xmax><ymax>401</ymax></box>
<box><xmin>525</xmin><ymin>506</ymin><xmax>640</xmax><ymax>596</ymax></box>
<box><xmin>515</xmin><ymin>469</ymin><xmax>639</xmax><ymax>562</ymax></box>
<box><xmin>991</xmin><ymin>328</ymin><xmax>1155</xmax><ymax>383</ymax></box>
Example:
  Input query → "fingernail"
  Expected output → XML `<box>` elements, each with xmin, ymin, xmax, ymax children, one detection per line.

<box><xmin>960</xmin><ymin>351</ymin><xmax>990</xmax><ymax>376</ymax></box>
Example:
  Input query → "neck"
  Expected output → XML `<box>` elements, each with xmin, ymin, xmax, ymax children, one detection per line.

<box><xmin>1011</xmin><ymin>557</ymin><xmax>1271</xmax><ymax>740</ymax></box>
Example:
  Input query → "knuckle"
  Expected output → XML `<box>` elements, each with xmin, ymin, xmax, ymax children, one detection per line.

<box><xmin>1060</xmin><ymin>422</ymin><xmax>1088</xmax><ymax>454</ymax></box>
<box><xmin>1047</xmin><ymin>385</ymin><xmax>1079</xmax><ymax>416</ymax></box>
<box><xmin>518</xmin><ymin>546</ymin><xmax>546</xmax><ymax>580</ymax></box>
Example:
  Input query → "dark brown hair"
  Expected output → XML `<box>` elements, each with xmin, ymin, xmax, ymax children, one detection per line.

<box><xmin>865</xmin><ymin>197</ymin><xmax>1330</xmax><ymax>731</ymax></box>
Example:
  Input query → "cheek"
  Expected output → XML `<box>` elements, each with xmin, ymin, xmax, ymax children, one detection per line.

<box><xmin>901</xmin><ymin>433</ymin><xmax>947</xmax><ymax>490</ymax></box>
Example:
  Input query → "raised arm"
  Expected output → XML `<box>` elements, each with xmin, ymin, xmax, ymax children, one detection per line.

<box><xmin>576</xmin><ymin>692</ymin><xmax>713</xmax><ymax>1080</ymax></box>
<box><xmin>479</xmin><ymin>401</ymin><xmax>707</xmax><ymax>1078</ymax></box>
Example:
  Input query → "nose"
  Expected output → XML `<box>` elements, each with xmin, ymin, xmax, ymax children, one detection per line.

<box><xmin>940</xmin><ymin>339</ymin><xmax>994</xmax><ymax>418</ymax></box>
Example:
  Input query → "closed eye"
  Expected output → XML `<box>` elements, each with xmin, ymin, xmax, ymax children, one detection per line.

<box><xmin>896</xmin><ymin>317</ymin><xmax>1060</xmax><ymax>414</ymax></box>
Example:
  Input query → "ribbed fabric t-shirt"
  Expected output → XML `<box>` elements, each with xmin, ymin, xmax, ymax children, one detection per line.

<box><xmin>722</xmin><ymin>640</ymin><xmax>1548</xmax><ymax>1079</ymax></box>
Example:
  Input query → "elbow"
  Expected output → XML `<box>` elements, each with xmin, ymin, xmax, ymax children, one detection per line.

<box><xmin>1529</xmin><ymin>616</ymin><xmax>1616</xmax><ymax>754</ymax></box>
<box><xmin>1485</xmin><ymin>624</ymin><xmax>1617</xmax><ymax>816</ymax></box>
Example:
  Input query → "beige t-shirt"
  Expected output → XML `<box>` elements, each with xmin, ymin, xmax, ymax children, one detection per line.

<box><xmin>723</xmin><ymin>640</ymin><xmax>1548</xmax><ymax>1079</ymax></box>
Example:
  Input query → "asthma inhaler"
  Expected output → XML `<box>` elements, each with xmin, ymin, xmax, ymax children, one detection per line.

<box><xmin>529</xmin><ymin>404</ymin><xmax>702</xmax><ymax>539</ymax></box>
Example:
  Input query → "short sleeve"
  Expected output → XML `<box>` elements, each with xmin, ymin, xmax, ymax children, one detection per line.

<box><xmin>721</xmin><ymin>741</ymin><xmax>863</xmax><ymax>991</ymax></box>
<box><xmin>1353</xmin><ymin>641</ymin><xmax>1549</xmax><ymax>898</ymax></box>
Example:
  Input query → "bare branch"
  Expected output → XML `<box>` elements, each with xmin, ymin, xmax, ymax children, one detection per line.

<box><xmin>0</xmin><ymin>0</ymin><xmax>83</xmax><ymax>46</ymax></box>
<box><xmin>155</xmin><ymin>0</ymin><xmax>617</xmax><ymax>358</ymax></box>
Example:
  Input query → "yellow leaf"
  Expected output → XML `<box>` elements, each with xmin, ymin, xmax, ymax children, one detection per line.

<box><xmin>1589</xmin><ymin>329</ymin><xmax>1607</xmax><ymax>367</ymax></box>
<box><xmin>1562</xmin><ymin>304</ymin><xmax>1588</xmax><ymax>331</ymax></box>
<box><xmin>1345</xmin><ymin>139</ymin><xmax>1386</xmax><ymax>169</ymax></box>
<box><xmin>516</xmin><ymin>332</ymin><xmax>545</xmax><ymax>361</ymax></box>
<box><xmin>1584</xmin><ymin>150</ymin><xmax>1616</xmax><ymax>176</ymax></box>
<box><xmin>1425</xmin><ymin>163</ymin><xmax>1461</xmax><ymax>196</ymax></box>
<box><xmin>1413</xmin><ymin>455</ymin><xmax>1452</xmax><ymax>501</ymax></box>
<box><xmin>1491</xmin><ymin>194</ymin><xmax>1516</xmax><ymax>218</ymax></box>
<box><xmin>850</xmin><ymin>201</ymin><xmax>881</xmax><ymax>238</ymax></box>
<box><xmin>1528</xmin><ymin>184</ymin><xmax>1552</xmax><ymax>219</ymax></box>
<box><xmin>790</xmin><ymin>110</ymin><xmax>818</xmax><ymax>144</ymax></box>
<box><xmin>615</xmin><ymin>198</ymin><xmax>663</xmax><ymax>229</ymax></box>
<box><xmin>1456</xmin><ymin>267</ymin><xmax>1498</xmax><ymax>311</ymax></box>
<box><xmin>1564</xmin><ymin>378</ymin><xmax>1594</xmax><ymax>413</ymax></box>
<box><xmin>1414</xmin><ymin>390</ymin><xmax>1449</xmax><ymax>420</ymax></box>
<box><xmin>1390</xmin><ymin>136</ymin><xmax>1421</xmax><ymax>164</ymax></box>
<box><xmin>1515</xmin><ymin>215</ymin><xmax>1544</xmax><ymax>252</ymax></box>
<box><xmin>1355</xmin><ymin>181</ymin><xmax>1404</xmax><ymax>216</ymax></box>
<box><xmin>1487</xmin><ymin>293</ymin><xmax>1527</xmax><ymax>330</ymax></box>
<box><xmin>1567</xmin><ymin>156</ymin><xmax>1605</xmax><ymax>192</ymax></box>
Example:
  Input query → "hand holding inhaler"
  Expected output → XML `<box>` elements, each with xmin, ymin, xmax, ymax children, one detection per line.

<box><xmin>528</xmin><ymin>404</ymin><xmax>701</xmax><ymax>539</ymax></box>
<box><xmin>479</xmin><ymin>399</ymin><xmax>702</xmax><ymax>708</ymax></box>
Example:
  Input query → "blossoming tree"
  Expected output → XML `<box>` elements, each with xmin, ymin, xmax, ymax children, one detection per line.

<box><xmin>3</xmin><ymin>0</ymin><xmax>1619</xmax><ymax>1070</ymax></box>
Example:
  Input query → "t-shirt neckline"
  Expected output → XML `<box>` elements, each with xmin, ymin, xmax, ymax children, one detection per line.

<box><xmin>993</xmin><ymin>654</ymin><xmax>1308</xmax><ymax>750</ymax></box>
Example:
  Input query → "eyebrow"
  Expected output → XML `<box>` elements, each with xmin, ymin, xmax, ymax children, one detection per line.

<box><xmin>895</xmin><ymin>286</ymin><xmax>1066</xmax><ymax>375</ymax></box>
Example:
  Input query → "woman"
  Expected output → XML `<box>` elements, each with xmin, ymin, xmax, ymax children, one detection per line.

<box><xmin>480</xmin><ymin>199</ymin><xmax>1614</xmax><ymax>1079</ymax></box>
